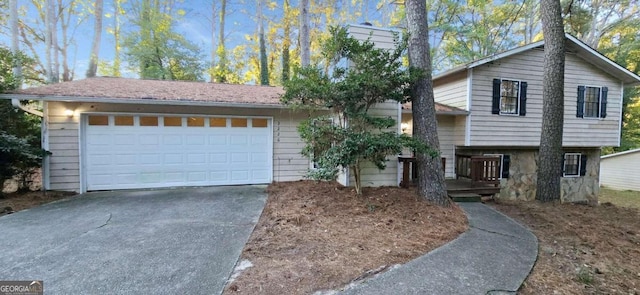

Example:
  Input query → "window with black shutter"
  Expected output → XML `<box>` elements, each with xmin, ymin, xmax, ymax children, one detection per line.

<box><xmin>577</xmin><ymin>85</ymin><xmax>608</xmax><ymax>118</ymax></box>
<box><xmin>492</xmin><ymin>79</ymin><xmax>527</xmax><ymax>116</ymax></box>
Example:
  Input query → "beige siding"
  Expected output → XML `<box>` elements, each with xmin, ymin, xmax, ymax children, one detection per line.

<box><xmin>348</xmin><ymin>25</ymin><xmax>399</xmax><ymax>50</ymax></box>
<box><xmin>47</xmin><ymin>101</ymin><xmax>311</xmax><ymax>192</ymax></box>
<box><xmin>400</xmin><ymin>113</ymin><xmax>466</xmax><ymax>178</ymax></box>
<box><xmin>433</xmin><ymin>71</ymin><xmax>469</xmax><ymax>109</ymax></box>
<box><xmin>469</xmin><ymin>47</ymin><xmax>621</xmax><ymax>147</ymax></box>
<box><xmin>600</xmin><ymin>151</ymin><xmax>640</xmax><ymax>191</ymax></box>
<box><xmin>350</xmin><ymin>101</ymin><xmax>400</xmax><ymax>187</ymax></box>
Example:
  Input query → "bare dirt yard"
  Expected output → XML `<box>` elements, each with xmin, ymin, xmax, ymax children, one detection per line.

<box><xmin>224</xmin><ymin>180</ymin><xmax>468</xmax><ymax>295</ymax></box>
<box><xmin>492</xmin><ymin>199</ymin><xmax>640</xmax><ymax>294</ymax></box>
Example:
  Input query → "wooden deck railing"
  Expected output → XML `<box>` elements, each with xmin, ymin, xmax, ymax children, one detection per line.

<box><xmin>455</xmin><ymin>154</ymin><xmax>501</xmax><ymax>186</ymax></box>
<box><xmin>398</xmin><ymin>156</ymin><xmax>446</xmax><ymax>188</ymax></box>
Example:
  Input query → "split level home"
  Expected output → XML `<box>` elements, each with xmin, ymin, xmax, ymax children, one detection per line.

<box><xmin>2</xmin><ymin>25</ymin><xmax>639</xmax><ymax>203</ymax></box>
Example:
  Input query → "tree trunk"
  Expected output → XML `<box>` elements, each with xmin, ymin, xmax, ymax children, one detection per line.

<box><xmin>210</xmin><ymin>2</ymin><xmax>217</xmax><ymax>82</ymax></box>
<box><xmin>405</xmin><ymin>0</ymin><xmax>449</xmax><ymax>206</ymax></box>
<box><xmin>536</xmin><ymin>0</ymin><xmax>566</xmax><ymax>202</ymax></box>
<box><xmin>216</xmin><ymin>0</ymin><xmax>227</xmax><ymax>82</ymax></box>
<box><xmin>352</xmin><ymin>162</ymin><xmax>362</xmax><ymax>196</ymax></box>
<box><xmin>281</xmin><ymin>0</ymin><xmax>291</xmax><ymax>83</ymax></box>
<box><xmin>45</xmin><ymin>0</ymin><xmax>53</xmax><ymax>83</ymax></box>
<box><xmin>10</xmin><ymin>0</ymin><xmax>21</xmax><ymax>79</ymax></box>
<box><xmin>87</xmin><ymin>0</ymin><xmax>103</xmax><ymax>78</ymax></box>
<box><xmin>299</xmin><ymin>0</ymin><xmax>310</xmax><ymax>67</ymax></box>
<box><xmin>258</xmin><ymin>0</ymin><xmax>269</xmax><ymax>85</ymax></box>
<box><xmin>113</xmin><ymin>0</ymin><xmax>121</xmax><ymax>76</ymax></box>
<box><xmin>51</xmin><ymin>0</ymin><xmax>59</xmax><ymax>83</ymax></box>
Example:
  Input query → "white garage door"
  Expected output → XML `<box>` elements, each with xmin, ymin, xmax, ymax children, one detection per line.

<box><xmin>83</xmin><ymin>114</ymin><xmax>272</xmax><ymax>191</ymax></box>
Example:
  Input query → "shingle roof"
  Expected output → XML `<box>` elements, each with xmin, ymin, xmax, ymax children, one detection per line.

<box><xmin>10</xmin><ymin>77</ymin><xmax>284</xmax><ymax>106</ymax></box>
<box><xmin>402</xmin><ymin>102</ymin><xmax>468</xmax><ymax>115</ymax></box>
<box><xmin>3</xmin><ymin>76</ymin><xmax>466</xmax><ymax>114</ymax></box>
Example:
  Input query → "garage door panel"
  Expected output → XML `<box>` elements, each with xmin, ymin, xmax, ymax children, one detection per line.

<box><xmin>251</xmin><ymin>152</ymin><xmax>269</xmax><ymax>164</ymax></box>
<box><xmin>164</xmin><ymin>154</ymin><xmax>183</xmax><ymax>164</ymax></box>
<box><xmin>85</xmin><ymin>115</ymin><xmax>272</xmax><ymax>190</ymax></box>
<box><xmin>162</xmin><ymin>135</ymin><xmax>182</xmax><ymax>145</ymax></box>
<box><xmin>251</xmin><ymin>135</ymin><xmax>268</xmax><ymax>145</ymax></box>
<box><xmin>114</xmin><ymin>134</ymin><xmax>136</xmax><ymax>144</ymax></box>
<box><xmin>231</xmin><ymin>170</ymin><xmax>249</xmax><ymax>181</ymax></box>
<box><xmin>209</xmin><ymin>153</ymin><xmax>228</xmax><ymax>164</ymax></box>
<box><xmin>186</xmin><ymin>135</ymin><xmax>206</xmax><ymax>145</ymax></box>
<box><xmin>140</xmin><ymin>134</ymin><xmax>160</xmax><ymax>145</ymax></box>
<box><xmin>230</xmin><ymin>135</ymin><xmax>248</xmax><ymax>145</ymax></box>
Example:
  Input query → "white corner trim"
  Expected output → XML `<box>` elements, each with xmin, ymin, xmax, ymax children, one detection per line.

<box><xmin>465</xmin><ymin>68</ymin><xmax>473</xmax><ymax>146</ymax></box>
<box><xmin>41</xmin><ymin>101</ymin><xmax>50</xmax><ymax>191</ymax></box>
<box><xmin>618</xmin><ymin>81</ymin><xmax>624</xmax><ymax>147</ymax></box>
<box><xmin>397</xmin><ymin>102</ymin><xmax>402</xmax><ymax>186</ymax></box>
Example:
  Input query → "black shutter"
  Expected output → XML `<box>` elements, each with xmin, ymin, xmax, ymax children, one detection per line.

<box><xmin>580</xmin><ymin>154</ymin><xmax>588</xmax><ymax>176</ymax></box>
<box><xmin>501</xmin><ymin>155</ymin><xmax>510</xmax><ymax>178</ymax></box>
<box><xmin>600</xmin><ymin>87</ymin><xmax>608</xmax><ymax>118</ymax></box>
<box><xmin>492</xmin><ymin>79</ymin><xmax>501</xmax><ymax>114</ymax></box>
<box><xmin>577</xmin><ymin>86</ymin><xmax>585</xmax><ymax>118</ymax></box>
<box><xmin>519</xmin><ymin>82</ymin><xmax>527</xmax><ymax>116</ymax></box>
<box><xmin>562</xmin><ymin>153</ymin><xmax>566</xmax><ymax>174</ymax></box>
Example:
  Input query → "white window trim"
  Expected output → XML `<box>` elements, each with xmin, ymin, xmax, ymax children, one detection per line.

<box><xmin>581</xmin><ymin>85</ymin><xmax>602</xmax><ymax>119</ymax></box>
<box><xmin>484</xmin><ymin>154</ymin><xmax>504</xmax><ymax>179</ymax></box>
<box><xmin>499</xmin><ymin>79</ymin><xmax>522</xmax><ymax>116</ymax></box>
<box><xmin>563</xmin><ymin>153</ymin><xmax>582</xmax><ymax>177</ymax></box>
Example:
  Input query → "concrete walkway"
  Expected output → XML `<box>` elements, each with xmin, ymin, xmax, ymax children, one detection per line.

<box><xmin>340</xmin><ymin>202</ymin><xmax>538</xmax><ymax>295</ymax></box>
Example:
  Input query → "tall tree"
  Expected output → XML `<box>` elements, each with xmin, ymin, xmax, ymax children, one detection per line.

<box><xmin>257</xmin><ymin>0</ymin><xmax>268</xmax><ymax>85</ymax></box>
<box><xmin>405</xmin><ymin>0</ymin><xmax>449</xmax><ymax>206</ymax></box>
<box><xmin>123</xmin><ymin>0</ymin><xmax>206</xmax><ymax>80</ymax></box>
<box><xmin>112</xmin><ymin>0</ymin><xmax>122</xmax><ymax>76</ymax></box>
<box><xmin>9</xmin><ymin>0</ymin><xmax>20</xmax><ymax>79</ymax></box>
<box><xmin>86</xmin><ymin>0</ymin><xmax>104</xmax><ymax>78</ymax></box>
<box><xmin>299</xmin><ymin>0</ymin><xmax>310</xmax><ymax>67</ymax></box>
<box><xmin>281</xmin><ymin>0</ymin><xmax>292</xmax><ymax>83</ymax></box>
<box><xmin>214</xmin><ymin>0</ymin><xmax>228</xmax><ymax>82</ymax></box>
<box><xmin>536</xmin><ymin>0</ymin><xmax>566</xmax><ymax>202</ymax></box>
<box><xmin>282</xmin><ymin>27</ymin><xmax>428</xmax><ymax>195</ymax></box>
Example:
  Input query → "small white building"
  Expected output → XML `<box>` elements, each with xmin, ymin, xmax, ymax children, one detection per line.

<box><xmin>600</xmin><ymin>148</ymin><xmax>640</xmax><ymax>191</ymax></box>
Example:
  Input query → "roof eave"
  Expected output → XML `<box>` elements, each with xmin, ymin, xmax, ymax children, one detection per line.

<box><xmin>566</xmin><ymin>34</ymin><xmax>640</xmax><ymax>85</ymax></box>
<box><xmin>601</xmin><ymin>148</ymin><xmax>640</xmax><ymax>159</ymax></box>
<box><xmin>402</xmin><ymin>108</ymin><xmax>469</xmax><ymax>116</ymax></box>
<box><xmin>0</xmin><ymin>94</ymin><xmax>288</xmax><ymax>109</ymax></box>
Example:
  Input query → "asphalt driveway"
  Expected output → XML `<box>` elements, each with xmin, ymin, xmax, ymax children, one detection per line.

<box><xmin>0</xmin><ymin>186</ymin><xmax>267</xmax><ymax>294</ymax></box>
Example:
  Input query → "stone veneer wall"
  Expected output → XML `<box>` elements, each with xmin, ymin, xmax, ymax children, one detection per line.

<box><xmin>457</xmin><ymin>148</ymin><xmax>601</xmax><ymax>203</ymax></box>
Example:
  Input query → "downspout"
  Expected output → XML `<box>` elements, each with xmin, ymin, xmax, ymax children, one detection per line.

<box><xmin>11</xmin><ymin>99</ymin><xmax>44</xmax><ymax>117</ymax></box>
<box><xmin>11</xmin><ymin>99</ymin><xmax>49</xmax><ymax>191</ymax></box>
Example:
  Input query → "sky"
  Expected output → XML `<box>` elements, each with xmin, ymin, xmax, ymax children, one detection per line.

<box><xmin>1</xmin><ymin>0</ymin><xmax>386</xmax><ymax>81</ymax></box>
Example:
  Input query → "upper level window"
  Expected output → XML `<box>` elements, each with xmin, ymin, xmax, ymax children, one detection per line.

<box><xmin>492</xmin><ymin>79</ymin><xmax>527</xmax><ymax>116</ymax></box>
<box><xmin>500</xmin><ymin>80</ymin><xmax>519</xmax><ymax>114</ymax></box>
<box><xmin>577</xmin><ymin>86</ymin><xmax>608</xmax><ymax>118</ymax></box>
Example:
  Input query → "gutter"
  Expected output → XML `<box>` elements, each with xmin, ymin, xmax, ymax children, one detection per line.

<box><xmin>11</xmin><ymin>98</ymin><xmax>44</xmax><ymax>117</ymax></box>
<box><xmin>0</xmin><ymin>94</ymin><xmax>288</xmax><ymax>110</ymax></box>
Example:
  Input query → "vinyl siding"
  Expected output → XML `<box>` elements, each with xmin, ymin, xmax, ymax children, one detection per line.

<box><xmin>469</xmin><ymin>47</ymin><xmax>621</xmax><ymax>147</ymax></box>
<box><xmin>47</xmin><ymin>101</ymin><xmax>311</xmax><ymax>192</ymax></box>
<box><xmin>600</xmin><ymin>151</ymin><xmax>640</xmax><ymax>191</ymax></box>
<box><xmin>433</xmin><ymin>71</ymin><xmax>469</xmax><ymax>109</ymax></box>
<box><xmin>351</xmin><ymin>101</ymin><xmax>400</xmax><ymax>187</ymax></box>
<box><xmin>348</xmin><ymin>25</ymin><xmax>399</xmax><ymax>50</ymax></box>
<box><xmin>345</xmin><ymin>25</ymin><xmax>402</xmax><ymax>186</ymax></box>
<box><xmin>400</xmin><ymin>113</ymin><xmax>466</xmax><ymax>178</ymax></box>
